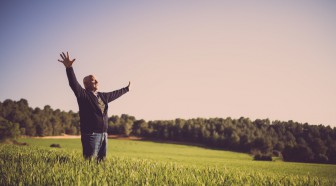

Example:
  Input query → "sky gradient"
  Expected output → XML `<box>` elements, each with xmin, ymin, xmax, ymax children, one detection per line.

<box><xmin>1</xmin><ymin>1</ymin><xmax>335</xmax><ymax>127</ymax></box>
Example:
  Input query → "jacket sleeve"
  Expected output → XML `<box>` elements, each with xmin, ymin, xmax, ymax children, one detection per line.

<box><xmin>66</xmin><ymin>67</ymin><xmax>84</xmax><ymax>97</ymax></box>
<box><xmin>102</xmin><ymin>87</ymin><xmax>129</xmax><ymax>103</ymax></box>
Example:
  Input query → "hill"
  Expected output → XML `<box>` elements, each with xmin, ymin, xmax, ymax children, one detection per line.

<box><xmin>1</xmin><ymin>98</ymin><xmax>336</xmax><ymax>164</ymax></box>
<box><xmin>0</xmin><ymin>138</ymin><xmax>333</xmax><ymax>185</ymax></box>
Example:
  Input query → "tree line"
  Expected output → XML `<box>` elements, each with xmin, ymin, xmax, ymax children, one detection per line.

<box><xmin>0</xmin><ymin>99</ymin><xmax>80</xmax><ymax>138</ymax></box>
<box><xmin>1</xmin><ymin>98</ymin><xmax>336</xmax><ymax>164</ymax></box>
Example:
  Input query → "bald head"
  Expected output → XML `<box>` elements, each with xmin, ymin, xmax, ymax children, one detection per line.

<box><xmin>83</xmin><ymin>75</ymin><xmax>98</xmax><ymax>91</ymax></box>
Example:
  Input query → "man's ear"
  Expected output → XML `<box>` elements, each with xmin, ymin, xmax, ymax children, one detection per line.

<box><xmin>83</xmin><ymin>81</ymin><xmax>88</xmax><ymax>89</ymax></box>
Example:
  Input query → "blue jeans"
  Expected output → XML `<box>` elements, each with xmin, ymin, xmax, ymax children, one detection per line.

<box><xmin>81</xmin><ymin>132</ymin><xmax>107</xmax><ymax>161</ymax></box>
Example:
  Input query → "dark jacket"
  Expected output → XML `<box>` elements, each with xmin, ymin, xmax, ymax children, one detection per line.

<box><xmin>66</xmin><ymin>67</ymin><xmax>129</xmax><ymax>134</ymax></box>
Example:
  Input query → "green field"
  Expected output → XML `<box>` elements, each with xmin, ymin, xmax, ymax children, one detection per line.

<box><xmin>1</xmin><ymin>138</ymin><xmax>335</xmax><ymax>185</ymax></box>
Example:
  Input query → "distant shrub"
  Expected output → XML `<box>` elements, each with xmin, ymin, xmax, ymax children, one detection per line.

<box><xmin>254</xmin><ymin>154</ymin><xmax>272</xmax><ymax>161</ymax></box>
<box><xmin>272</xmin><ymin>150</ymin><xmax>282</xmax><ymax>157</ymax></box>
<box><xmin>50</xmin><ymin>144</ymin><xmax>61</xmax><ymax>148</ymax></box>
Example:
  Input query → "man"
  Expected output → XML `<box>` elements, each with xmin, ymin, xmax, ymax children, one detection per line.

<box><xmin>58</xmin><ymin>52</ymin><xmax>130</xmax><ymax>161</ymax></box>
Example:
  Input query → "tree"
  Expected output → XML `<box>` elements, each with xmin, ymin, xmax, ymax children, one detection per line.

<box><xmin>327</xmin><ymin>141</ymin><xmax>336</xmax><ymax>164</ymax></box>
<box><xmin>274</xmin><ymin>142</ymin><xmax>285</xmax><ymax>151</ymax></box>
<box><xmin>251</xmin><ymin>137</ymin><xmax>272</xmax><ymax>154</ymax></box>
<box><xmin>226</xmin><ymin>131</ymin><xmax>240</xmax><ymax>149</ymax></box>
<box><xmin>0</xmin><ymin>117</ymin><xmax>20</xmax><ymax>140</ymax></box>
<box><xmin>282</xmin><ymin>145</ymin><xmax>314</xmax><ymax>162</ymax></box>
<box><xmin>123</xmin><ymin>120</ymin><xmax>133</xmax><ymax>136</ymax></box>
<box><xmin>133</xmin><ymin>119</ymin><xmax>146</xmax><ymax>136</ymax></box>
<box><xmin>310</xmin><ymin>138</ymin><xmax>328</xmax><ymax>155</ymax></box>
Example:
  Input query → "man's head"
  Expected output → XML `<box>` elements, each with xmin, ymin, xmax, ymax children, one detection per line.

<box><xmin>83</xmin><ymin>75</ymin><xmax>98</xmax><ymax>92</ymax></box>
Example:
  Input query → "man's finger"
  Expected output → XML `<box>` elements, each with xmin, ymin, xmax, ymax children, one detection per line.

<box><xmin>58</xmin><ymin>59</ymin><xmax>63</xmax><ymax>62</ymax></box>
<box><xmin>60</xmin><ymin>53</ymin><xmax>65</xmax><ymax>60</ymax></box>
<box><xmin>62</xmin><ymin>52</ymin><xmax>66</xmax><ymax>59</ymax></box>
<box><xmin>71</xmin><ymin>59</ymin><xmax>76</xmax><ymax>63</ymax></box>
<box><xmin>67</xmin><ymin>52</ymin><xmax>69</xmax><ymax>59</ymax></box>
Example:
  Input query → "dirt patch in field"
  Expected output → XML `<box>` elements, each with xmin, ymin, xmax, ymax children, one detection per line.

<box><xmin>32</xmin><ymin>134</ymin><xmax>142</xmax><ymax>140</ymax></box>
<box><xmin>108</xmin><ymin>135</ymin><xmax>142</xmax><ymax>140</ymax></box>
<box><xmin>33</xmin><ymin>134</ymin><xmax>80</xmax><ymax>139</ymax></box>
<box><xmin>1</xmin><ymin>139</ymin><xmax>29</xmax><ymax>146</ymax></box>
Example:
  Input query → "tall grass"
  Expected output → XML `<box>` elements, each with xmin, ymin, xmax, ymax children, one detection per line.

<box><xmin>1</xmin><ymin>144</ymin><xmax>335</xmax><ymax>186</ymax></box>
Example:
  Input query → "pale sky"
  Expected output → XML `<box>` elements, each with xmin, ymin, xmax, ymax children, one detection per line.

<box><xmin>1</xmin><ymin>1</ymin><xmax>335</xmax><ymax>127</ymax></box>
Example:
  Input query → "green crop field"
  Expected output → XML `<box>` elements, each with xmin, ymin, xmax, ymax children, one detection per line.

<box><xmin>1</xmin><ymin>138</ymin><xmax>335</xmax><ymax>185</ymax></box>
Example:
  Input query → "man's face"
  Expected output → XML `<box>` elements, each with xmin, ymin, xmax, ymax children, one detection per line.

<box><xmin>83</xmin><ymin>75</ymin><xmax>98</xmax><ymax>91</ymax></box>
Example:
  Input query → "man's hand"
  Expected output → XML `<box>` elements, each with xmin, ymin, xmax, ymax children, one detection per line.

<box><xmin>58</xmin><ymin>52</ymin><xmax>75</xmax><ymax>68</ymax></box>
<box><xmin>127</xmin><ymin>81</ymin><xmax>131</xmax><ymax>90</ymax></box>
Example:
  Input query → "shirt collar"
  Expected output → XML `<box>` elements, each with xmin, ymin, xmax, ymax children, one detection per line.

<box><xmin>92</xmin><ymin>91</ymin><xmax>98</xmax><ymax>97</ymax></box>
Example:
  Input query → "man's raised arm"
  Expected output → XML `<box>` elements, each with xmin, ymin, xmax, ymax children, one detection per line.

<box><xmin>102</xmin><ymin>81</ymin><xmax>131</xmax><ymax>103</ymax></box>
<box><xmin>58</xmin><ymin>52</ymin><xmax>83</xmax><ymax>97</ymax></box>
